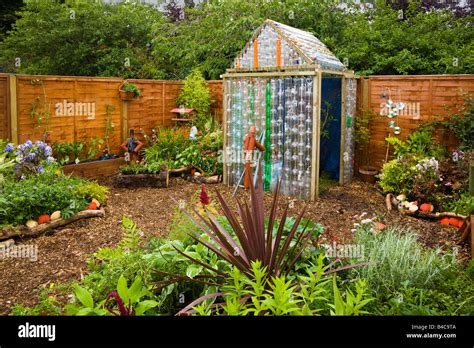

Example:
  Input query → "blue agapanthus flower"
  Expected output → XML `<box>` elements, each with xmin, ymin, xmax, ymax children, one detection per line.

<box><xmin>3</xmin><ymin>143</ymin><xmax>14</xmax><ymax>153</ymax></box>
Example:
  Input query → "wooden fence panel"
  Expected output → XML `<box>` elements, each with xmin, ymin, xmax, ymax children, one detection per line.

<box><xmin>15</xmin><ymin>75</ymin><xmax>123</xmax><ymax>153</ymax></box>
<box><xmin>0</xmin><ymin>74</ymin><xmax>9</xmax><ymax>140</ymax></box>
<box><xmin>362</xmin><ymin>75</ymin><xmax>474</xmax><ymax>169</ymax></box>
<box><xmin>127</xmin><ymin>79</ymin><xmax>223</xmax><ymax>143</ymax></box>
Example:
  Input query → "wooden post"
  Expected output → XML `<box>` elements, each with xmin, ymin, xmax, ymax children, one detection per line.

<box><xmin>362</xmin><ymin>78</ymin><xmax>369</xmax><ymax>112</ymax></box>
<box><xmin>162</xmin><ymin>81</ymin><xmax>165</xmax><ymax>126</ymax></box>
<box><xmin>222</xmin><ymin>78</ymin><xmax>228</xmax><ymax>185</ymax></box>
<box><xmin>121</xmin><ymin>100</ymin><xmax>128</xmax><ymax>141</ymax></box>
<box><xmin>9</xmin><ymin>74</ymin><xmax>18</xmax><ymax>144</ymax></box>
<box><xmin>73</xmin><ymin>80</ymin><xmax>77</xmax><ymax>143</ymax></box>
<box><xmin>316</xmin><ymin>71</ymin><xmax>322</xmax><ymax>198</ymax></box>
<box><xmin>339</xmin><ymin>77</ymin><xmax>346</xmax><ymax>185</ymax></box>
<box><xmin>311</xmin><ymin>70</ymin><xmax>322</xmax><ymax>200</ymax></box>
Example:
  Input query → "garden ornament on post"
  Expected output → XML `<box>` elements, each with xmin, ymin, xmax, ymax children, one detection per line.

<box><xmin>120</xmin><ymin>128</ymin><xmax>143</xmax><ymax>163</ymax></box>
<box><xmin>189</xmin><ymin>125</ymin><xmax>198</xmax><ymax>140</ymax></box>
<box><xmin>243</xmin><ymin>125</ymin><xmax>265</xmax><ymax>190</ymax></box>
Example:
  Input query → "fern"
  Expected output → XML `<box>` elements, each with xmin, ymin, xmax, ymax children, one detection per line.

<box><xmin>118</xmin><ymin>216</ymin><xmax>142</xmax><ymax>251</ymax></box>
<box><xmin>94</xmin><ymin>216</ymin><xmax>142</xmax><ymax>261</ymax></box>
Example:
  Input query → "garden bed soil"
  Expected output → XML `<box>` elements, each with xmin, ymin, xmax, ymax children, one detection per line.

<box><xmin>0</xmin><ymin>178</ymin><xmax>469</xmax><ymax>314</ymax></box>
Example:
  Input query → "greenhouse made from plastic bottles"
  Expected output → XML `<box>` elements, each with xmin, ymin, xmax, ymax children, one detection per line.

<box><xmin>222</xmin><ymin>19</ymin><xmax>358</xmax><ymax>200</ymax></box>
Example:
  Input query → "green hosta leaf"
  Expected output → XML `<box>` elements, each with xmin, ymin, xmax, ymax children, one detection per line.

<box><xmin>117</xmin><ymin>275</ymin><xmax>129</xmax><ymax>304</ymax></box>
<box><xmin>186</xmin><ymin>264</ymin><xmax>203</xmax><ymax>278</ymax></box>
<box><xmin>74</xmin><ymin>285</ymin><xmax>94</xmax><ymax>308</ymax></box>
<box><xmin>135</xmin><ymin>300</ymin><xmax>159</xmax><ymax>316</ymax></box>
<box><xmin>128</xmin><ymin>276</ymin><xmax>143</xmax><ymax>303</ymax></box>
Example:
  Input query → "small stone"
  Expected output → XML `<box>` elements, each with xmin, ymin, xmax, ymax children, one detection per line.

<box><xmin>26</xmin><ymin>220</ymin><xmax>38</xmax><ymax>228</ymax></box>
<box><xmin>50</xmin><ymin>211</ymin><xmax>61</xmax><ymax>221</ymax></box>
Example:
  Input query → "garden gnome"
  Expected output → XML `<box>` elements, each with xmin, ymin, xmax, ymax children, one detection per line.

<box><xmin>243</xmin><ymin>125</ymin><xmax>265</xmax><ymax>189</ymax></box>
<box><xmin>121</xmin><ymin>128</ymin><xmax>143</xmax><ymax>163</ymax></box>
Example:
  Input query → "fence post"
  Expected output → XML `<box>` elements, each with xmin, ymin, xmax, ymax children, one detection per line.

<box><xmin>9</xmin><ymin>74</ymin><xmax>18</xmax><ymax>144</ymax></box>
<box><xmin>121</xmin><ymin>100</ymin><xmax>128</xmax><ymax>141</ymax></box>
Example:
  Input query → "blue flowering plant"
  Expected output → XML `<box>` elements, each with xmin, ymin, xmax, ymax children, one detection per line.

<box><xmin>4</xmin><ymin>140</ymin><xmax>56</xmax><ymax>178</ymax></box>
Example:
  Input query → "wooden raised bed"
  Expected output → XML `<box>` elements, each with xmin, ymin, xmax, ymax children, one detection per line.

<box><xmin>63</xmin><ymin>157</ymin><xmax>125</xmax><ymax>179</ymax></box>
<box><xmin>115</xmin><ymin>167</ymin><xmax>169</xmax><ymax>188</ymax></box>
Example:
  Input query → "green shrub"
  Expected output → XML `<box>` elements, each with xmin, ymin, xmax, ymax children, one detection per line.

<box><xmin>443</xmin><ymin>192</ymin><xmax>474</xmax><ymax>216</ymax></box>
<box><xmin>75</xmin><ymin>181</ymin><xmax>109</xmax><ymax>204</ymax></box>
<box><xmin>378</xmin><ymin>158</ymin><xmax>415</xmax><ymax>193</ymax></box>
<box><xmin>386</xmin><ymin>129</ymin><xmax>445</xmax><ymax>159</ymax></box>
<box><xmin>373</xmin><ymin>266</ymin><xmax>474</xmax><ymax>315</ymax></box>
<box><xmin>176</xmin><ymin>69</ymin><xmax>212</xmax><ymax>130</ymax></box>
<box><xmin>0</xmin><ymin>170</ymin><xmax>108</xmax><ymax>226</ymax></box>
<box><xmin>143</xmin><ymin>128</ymin><xmax>190</xmax><ymax>166</ymax></box>
<box><xmin>353</xmin><ymin>224</ymin><xmax>456</xmax><ymax>297</ymax></box>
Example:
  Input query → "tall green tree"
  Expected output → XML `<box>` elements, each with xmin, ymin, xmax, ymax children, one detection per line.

<box><xmin>336</xmin><ymin>0</ymin><xmax>473</xmax><ymax>75</ymax></box>
<box><xmin>0</xmin><ymin>0</ymin><xmax>166</xmax><ymax>78</ymax></box>
<box><xmin>0</xmin><ymin>0</ymin><xmax>23</xmax><ymax>41</ymax></box>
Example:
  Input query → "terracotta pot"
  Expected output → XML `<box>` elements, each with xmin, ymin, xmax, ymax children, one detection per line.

<box><xmin>358</xmin><ymin>165</ymin><xmax>378</xmax><ymax>184</ymax></box>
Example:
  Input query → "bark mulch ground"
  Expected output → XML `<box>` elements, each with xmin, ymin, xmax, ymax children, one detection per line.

<box><xmin>0</xmin><ymin>178</ymin><xmax>469</xmax><ymax>314</ymax></box>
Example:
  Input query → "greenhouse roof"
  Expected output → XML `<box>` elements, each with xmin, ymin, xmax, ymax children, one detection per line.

<box><xmin>268</xmin><ymin>20</ymin><xmax>345</xmax><ymax>70</ymax></box>
<box><xmin>233</xmin><ymin>19</ymin><xmax>346</xmax><ymax>72</ymax></box>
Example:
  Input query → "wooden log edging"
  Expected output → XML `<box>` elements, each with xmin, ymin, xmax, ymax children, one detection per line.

<box><xmin>63</xmin><ymin>158</ymin><xmax>125</xmax><ymax>180</ymax></box>
<box><xmin>115</xmin><ymin>171</ymin><xmax>169</xmax><ymax>188</ymax></box>
<box><xmin>0</xmin><ymin>209</ymin><xmax>105</xmax><ymax>241</ymax></box>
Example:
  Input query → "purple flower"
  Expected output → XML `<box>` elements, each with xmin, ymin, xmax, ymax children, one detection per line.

<box><xmin>46</xmin><ymin>156</ymin><xmax>55</xmax><ymax>165</ymax></box>
<box><xmin>37</xmin><ymin>165</ymin><xmax>44</xmax><ymax>174</ymax></box>
<box><xmin>25</xmin><ymin>140</ymin><xmax>33</xmax><ymax>148</ymax></box>
<box><xmin>44</xmin><ymin>146</ymin><xmax>52</xmax><ymax>157</ymax></box>
<box><xmin>26</xmin><ymin>152</ymin><xmax>36</xmax><ymax>161</ymax></box>
<box><xmin>3</xmin><ymin>143</ymin><xmax>14</xmax><ymax>153</ymax></box>
<box><xmin>13</xmin><ymin>164</ymin><xmax>20</xmax><ymax>171</ymax></box>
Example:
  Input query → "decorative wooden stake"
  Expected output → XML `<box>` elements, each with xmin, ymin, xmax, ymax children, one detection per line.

<box><xmin>253</xmin><ymin>38</ymin><xmax>259</xmax><ymax>69</ymax></box>
<box><xmin>276</xmin><ymin>36</ymin><xmax>281</xmax><ymax>68</ymax></box>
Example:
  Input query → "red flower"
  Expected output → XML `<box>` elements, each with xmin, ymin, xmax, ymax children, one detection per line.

<box><xmin>200</xmin><ymin>184</ymin><xmax>210</xmax><ymax>206</ymax></box>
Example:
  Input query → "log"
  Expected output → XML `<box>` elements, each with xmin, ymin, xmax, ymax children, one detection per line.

<box><xmin>385</xmin><ymin>194</ymin><xmax>393</xmax><ymax>211</ymax></box>
<box><xmin>169</xmin><ymin>166</ymin><xmax>191</xmax><ymax>175</ymax></box>
<box><xmin>187</xmin><ymin>174</ymin><xmax>222</xmax><ymax>185</ymax></box>
<box><xmin>0</xmin><ymin>209</ymin><xmax>105</xmax><ymax>241</ymax></box>
<box><xmin>115</xmin><ymin>166</ymin><xmax>169</xmax><ymax>188</ymax></box>
<box><xmin>399</xmin><ymin>210</ymin><xmax>467</xmax><ymax>220</ymax></box>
